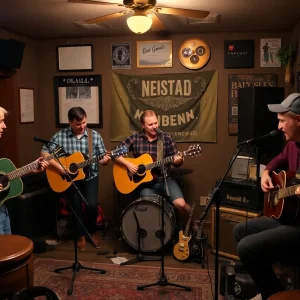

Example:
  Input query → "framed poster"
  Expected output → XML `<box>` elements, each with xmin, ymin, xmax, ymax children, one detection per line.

<box><xmin>19</xmin><ymin>88</ymin><xmax>34</xmax><ymax>124</ymax></box>
<box><xmin>56</xmin><ymin>44</ymin><xmax>93</xmax><ymax>72</ymax></box>
<box><xmin>137</xmin><ymin>40</ymin><xmax>172</xmax><ymax>68</ymax></box>
<box><xmin>112</xmin><ymin>43</ymin><xmax>131</xmax><ymax>69</ymax></box>
<box><xmin>54</xmin><ymin>75</ymin><xmax>102</xmax><ymax>128</ymax></box>
<box><xmin>228</xmin><ymin>74</ymin><xmax>277</xmax><ymax>135</ymax></box>
<box><xmin>260</xmin><ymin>38</ymin><xmax>281</xmax><ymax>67</ymax></box>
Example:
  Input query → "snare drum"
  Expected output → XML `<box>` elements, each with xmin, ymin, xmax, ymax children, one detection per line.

<box><xmin>120</xmin><ymin>194</ymin><xmax>176</xmax><ymax>252</ymax></box>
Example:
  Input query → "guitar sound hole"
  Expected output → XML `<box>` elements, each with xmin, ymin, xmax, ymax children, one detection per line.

<box><xmin>137</xmin><ymin>165</ymin><xmax>146</xmax><ymax>175</ymax></box>
<box><xmin>68</xmin><ymin>163</ymin><xmax>78</xmax><ymax>174</ymax></box>
<box><xmin>0</xmin><ymin>174</ymin><xmax>9</xmax><ymax>189</ymax></box>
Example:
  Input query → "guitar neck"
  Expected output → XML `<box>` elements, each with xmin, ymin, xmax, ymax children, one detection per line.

<box><xmin>194</xmin><ymin>221</ymin><xmax>205</xmax><ymax>241</ymax></box>
<box><xmin>77</xmin><ymin>153</ymin><xmax>107</xmax><ymax>169</ymax></box>
<box><xmin>145</xmin><ymin>150</ymin><xmax>189</xmax><ymax>171</ymax></box>
<box><xmin>278</xmin><ymin>184</ymin><xmax>300</xmax><ymax>198</ymax></box>
<box><xmin>184</xmin><ymin>203</ymin><xmax>196</xmax><ymax>237</ymax></box>
<box><xmin>7</xmin><ymin>154</ymin><xmax>54</xmax><ymax>181</ymax></box>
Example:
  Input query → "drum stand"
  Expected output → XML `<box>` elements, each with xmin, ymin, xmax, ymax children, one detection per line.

<box><xmin>44</xmin><ymin>144</ymin><xmax>106</xmax><ymax>296</ymax></box>
<box><xmin>137</xmin><ymin>156</ymin><xmax>191</xmax><ymax>292</ymax></box>
<box><xmin>120</xmin><ymin>211</ymin><xmax>161</xmax><ymax>265</ymax></box>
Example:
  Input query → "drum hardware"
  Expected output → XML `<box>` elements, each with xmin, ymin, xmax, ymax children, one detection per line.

<box><xmin>120</xmin><ymin>211</ymin><xmax>161</xmax><ymax>266</ymax></box>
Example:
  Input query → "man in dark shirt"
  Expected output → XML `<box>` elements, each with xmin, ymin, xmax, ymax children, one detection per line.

<box><xmin>233</xmin><ymin>93</ymin><xmax>300</xmax><ymax>300</ymax></box>
<box><xmin>114</xmin><ymin>110</ymin><xmax>193</xmax><ymax>224</ymax></box>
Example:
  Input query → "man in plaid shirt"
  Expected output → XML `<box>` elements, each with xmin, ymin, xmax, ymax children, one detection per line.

<box><xmin>41</xmin><ymin>107</ymin><xmax>110</xmax><ymax>251</ymax></box>
<box><xmin>115</xmin><ymin>110</ymin><xmax>193</xmax><ymax>226</ymax></box>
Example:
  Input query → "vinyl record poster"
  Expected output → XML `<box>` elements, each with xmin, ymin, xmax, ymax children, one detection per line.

<box><xmin>112</xmin><ymin>43</ymin><xmax>131</xmax><ymax>69</ymax></box>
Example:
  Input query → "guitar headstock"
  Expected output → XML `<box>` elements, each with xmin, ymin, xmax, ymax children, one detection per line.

<box><xmin>183</xmin><ymin>144</ymin><xmax>202</xmax><ymax>158</ymax></box>
<box><xmin>110</xmin><ymin>145</ymin><xmax>128</xmax><ymax>159</ymax></box>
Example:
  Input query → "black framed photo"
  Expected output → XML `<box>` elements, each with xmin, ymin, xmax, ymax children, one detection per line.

<box><xmin>54</xmin><ymin>75</ymin><xmax>102</xmax><ymax>128</ymax></box>
<box><xmin>56</xmin><ymin>44</ymin><xmax>93</xmax><ymax>72</ymax></box>
<box><xmin>224</xmin><ymin>40</ymin><xmax>254</xmax><ymax>69</ymax></box>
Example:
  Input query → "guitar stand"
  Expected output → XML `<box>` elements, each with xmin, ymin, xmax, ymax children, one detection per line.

<box><xmin>44</xmin><ymin>142</ymin><xmax>106</xmax><ymax>296</ymax></box>
<box><xmin>120</xmin><ymin>211</ymin><xmax>161</xmax><ymax>266</ymax></box>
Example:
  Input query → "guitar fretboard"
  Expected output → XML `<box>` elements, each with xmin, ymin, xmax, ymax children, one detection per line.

<box><xmin>184</xmin><ymin>203</ymin><xmax>196</xmax><ymax>237</ymax></box>
<box><xmin>270</xmin><ymin>184</ymin><xmax>300</xmax><ymax>199</ymax></box>
<box><xmin>7</xmin><ymin>154</ymin><xmax>54</xmax><ymax>181</ymax></box>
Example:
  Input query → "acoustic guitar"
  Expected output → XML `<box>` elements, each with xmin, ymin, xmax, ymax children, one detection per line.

<box><xmin>264</xmin><ymin>170</ymin><xmax>300</xmax><ymax>222</ymax></box>
<box><xmin>113</xmin><ymin>144</ymin><xmax>202</xmax><ymax>194</ymax></box>
<box><xmin>46</xmin><ymin>146</ymin><xmax>127</xmax><ymax>193</ymax></box>
<box><xmin>0</xmin><ymin>149</ymin><xmax>61</xmax><ymax>207</ymax></box>
<box><xmin>173</xmin><ymin>203</ymin><xmax>196</xmax><ymax>261</ymax></box>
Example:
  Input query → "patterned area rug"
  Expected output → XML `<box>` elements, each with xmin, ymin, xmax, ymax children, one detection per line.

<box><xmin>34</xmin><ymin>258</ymin><xmax>214</xmax><ymax>299</ymax></box>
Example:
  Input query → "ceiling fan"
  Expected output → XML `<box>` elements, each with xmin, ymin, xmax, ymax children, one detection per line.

<box><xmin>68</xmin><ymin>0</ymin><xmax>210</xmax><ymax>34</ymax></box>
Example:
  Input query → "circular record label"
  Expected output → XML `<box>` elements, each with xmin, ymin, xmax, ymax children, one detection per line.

<box><xmin>178</xmin><ymin>38</ymin><xmax>210</xmax><ymax>69</ymax></box>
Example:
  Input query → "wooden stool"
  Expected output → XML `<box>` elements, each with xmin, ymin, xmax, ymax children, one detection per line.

<box><xmin>268</xmin><ymin>290</ymin><xmax>300</xmax><ymax>299</ymax></box>
<box><xmin>0</xmin><ymin>235</ymin><xmax>34</xmax><ymax>297</ymax></box>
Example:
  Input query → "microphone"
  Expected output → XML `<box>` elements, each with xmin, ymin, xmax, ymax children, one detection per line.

<box><xmin>154</xmin><ymin>128</ymin><xmax>163</xmax><ymax>135</ymax></box>
<box><xmin>33</xmin><ymin>136</ymin><xmax>59</xmax><ymax>145</ymax></box>
<box><xmin>238</xmin><ymin>130</ymin><xmax>281</xmax><ymax>146</ymax></box>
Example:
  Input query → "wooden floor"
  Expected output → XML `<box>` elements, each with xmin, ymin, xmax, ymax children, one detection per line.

<box><xmin>34</xmin><ymin>225</ymin><xmax>224</xmax><ymax>271</ymax></box>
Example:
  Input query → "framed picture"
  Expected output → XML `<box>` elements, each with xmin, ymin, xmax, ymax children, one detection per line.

<box><xmin>56</xmin><ymin>44</ymin><xmax>93</xmax><ymax>72</ymax></box>
<box><xmin>112</xmin><ymin>42</ymin><xmax>131</xmax><ymax>69</ymax></box>
<box><xmin>137</xmin><ymin>40</ymin><xmax>172</xmax><ymax>68</ymax></box>
<box><xmin>19</xmin><ymin>88</ymin><xmax>34</xmax><ymax>124</ymax></box>
<box><xmin>54</xmin><ymin>75</ymin><xmax>102</xmax><ymax>128</ymax></box>
<box><xmin>260</xmin><ymin>38</ymin><xmax>281</xmax><ymax>67</ymax></box>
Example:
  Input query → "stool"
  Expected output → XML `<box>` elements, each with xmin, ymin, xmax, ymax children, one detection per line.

<box><xmin>268</xmin><ymin>289</ymin><xmax>300</xmax><ymax>299</ymax></box>
<box><xmin>0</xmin><ymin>235</ymin><xmax>34</xmax><ymax>297</ymax></box>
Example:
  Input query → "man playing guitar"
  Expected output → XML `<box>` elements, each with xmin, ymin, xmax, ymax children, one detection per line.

<box><xmin>234</xmin><ymin>93</ymin><xmax>300</xmax><ymax>300</ymax></box>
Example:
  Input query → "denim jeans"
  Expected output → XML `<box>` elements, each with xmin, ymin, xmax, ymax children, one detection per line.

<box><xmin>233</xmin><ymin>216</ymin><xmax>300</xmax><ymax>300</ymax></box>
<box><xmin>0</xmin><ymin>204</ymin><xmax>12</xmax><ymax>234</ymax></box>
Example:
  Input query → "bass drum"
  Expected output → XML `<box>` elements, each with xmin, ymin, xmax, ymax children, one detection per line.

<box><xmin>120</xmin><ymin>194</ymin><xmax>176</xmax><ymax>252</ymax></box>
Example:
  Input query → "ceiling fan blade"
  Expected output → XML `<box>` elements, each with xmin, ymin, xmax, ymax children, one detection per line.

<box><xmin>150</xmin><ymin>14</ymin><xmax>165</xmax><ymax>32</ymax></box>
<box><xmin>155</xmin><ymin>7</ymin><xmax>209</xmax><ymax>19</ymax></box>
<box><xmin>85</xmin><ymin>11</ymin><xmax>129</xmax><ymax>24</ymax></box>
<box><xmin>68</xmin><ymin>0</ymin><xmax>123</xmax><ymax>6</ymax></box>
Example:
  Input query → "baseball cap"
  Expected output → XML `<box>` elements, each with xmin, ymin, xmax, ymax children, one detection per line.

<box><xmin>268</xmin><ymin>93</ymin><xmax>300</xmax><ymax>114</ymax></box>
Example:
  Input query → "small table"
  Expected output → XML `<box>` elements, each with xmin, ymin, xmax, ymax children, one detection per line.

<box><xmin>0</xmin><ymin>235</ymin><xmax>34</xmax><ymax>297</ymax></box>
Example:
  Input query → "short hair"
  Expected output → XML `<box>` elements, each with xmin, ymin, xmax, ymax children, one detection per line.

<box><xmin>68</xmin><ymin>107</ymin><xmax>87</xmax><ymax>122</ymax></box>
<box><xmin>0</xmin><ymin>107</ymin><xmax>8</xmax><ymax>115</ymax></box>
<box><xmin>140</xmin><ymin>110</ymin><xmax>156</xmax><ymax>124</ymax></box>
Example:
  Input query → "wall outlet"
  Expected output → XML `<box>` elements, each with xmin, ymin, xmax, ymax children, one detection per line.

<box><xmin>200</xmin><ymin>196</ymin><xmax>207</xmax><ymax>206</ymax></box>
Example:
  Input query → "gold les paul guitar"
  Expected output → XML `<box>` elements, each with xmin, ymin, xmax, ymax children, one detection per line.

<box><xmin>113</xmin><ymin>144</ymin><xmax>202</xmax><ymax>194</ymax></box>
<box><xmin>46</xmin><ymin>146</ymin><xmax>127</xmax><ymax>193</ymax></box>
<box><xmin>173</xmin><ymin>203</ymin><xmax>196</xmax><ymax>261</ymax></box>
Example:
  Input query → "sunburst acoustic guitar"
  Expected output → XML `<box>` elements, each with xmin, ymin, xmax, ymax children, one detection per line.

<box><xmin>46</xmin><ymin>146</ymin><xmax>127</xmax><ymax>193</ymax></box>
<box><xmin>264</xmin><ymin>170</ymin><xmax>300</xmax><ymax>222</ymax></box>
<box><xmin>113</xmin><ymin>144</ymin><xmax>202</xmax><ymax>194</ymax></box>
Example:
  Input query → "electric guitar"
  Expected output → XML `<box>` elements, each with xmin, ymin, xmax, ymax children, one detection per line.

<box><xmin>46</xmin><ymin>146</ymin><xmax>127</xmax><ymax>193</ymax></box>
<box><xmin>113</xmin><ymin>144</ymin><xmax>202</xmax><ymax>194</ymax></box>
<box><xmin>173</xmin><ymin>203</ymin><xmax>196</xmax><ymax>261</ymax></box>
<box><xmin>264</xmin><ymin>170</ymin><xmax>300</xmax><ymax>222</ymax></box>
<box><xmin>0</xmin><ymin>148</ymin><xmax>63</xmax><ymax>207</ymax></box>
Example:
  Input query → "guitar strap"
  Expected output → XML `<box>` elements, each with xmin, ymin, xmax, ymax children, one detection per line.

<box><xmin>157</xmin><ymin>136</ymin><xmax>163</xmax><ymax>162</ymax></box>
<box><xmin>88</xmin><ymin>128</ymin><xmax>93</xmax><ymax>158</ymax></box>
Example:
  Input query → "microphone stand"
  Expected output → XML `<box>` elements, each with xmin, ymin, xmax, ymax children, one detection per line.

<box><xmin>137</xmin><ymin>141</ymin><xmax>191</xmax><ymax>292</ymax></box>
<box><xmin>42</xmin><ymin>142</ymin><xmax>106</xmax><ymax>296</ymax></box>
<box><xmin>199</xmin><ymin>145</ymin><xmax>243</xmax><ymax>300</ymax></box>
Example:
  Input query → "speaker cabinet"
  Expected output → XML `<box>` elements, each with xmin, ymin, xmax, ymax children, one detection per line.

<box><xmin>0</xmin><ymin>39</ymin><xmax>25</xmax><ymax>69</ymax></box>
<box><xmin>238</xmin><ymin>87</ymin><xmax>284</xmax><ymax>158</ymax></box>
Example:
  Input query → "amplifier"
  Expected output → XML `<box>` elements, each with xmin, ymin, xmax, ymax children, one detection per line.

<box><xmin>211</xmin><ymin>206</ymin><xmax>260</xmax><ymax>260</ymax></box>
<box><xmin>217</xmin><ymin>177</ymin><xmax>263</xmax><ymax>212</ymax></box>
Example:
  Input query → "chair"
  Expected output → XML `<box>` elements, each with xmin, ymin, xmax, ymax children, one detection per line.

<box><xmin>13</xmin><ymin>286</ymin><xmax>60</xmax><ymax>300</ymax></box>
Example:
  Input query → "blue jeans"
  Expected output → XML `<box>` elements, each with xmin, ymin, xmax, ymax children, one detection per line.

<box><xmin>0</xmin><ymin>204</ymin><xmax>12</xmax><ymax>234</ymax></box>
<box><xmin>233</xmin><ymin>216</ymin><xmax>300</xmax><ymax>300</ymax></box>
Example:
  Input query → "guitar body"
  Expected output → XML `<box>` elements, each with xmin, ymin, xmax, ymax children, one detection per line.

<box><xmin>0</xmin><ymin>158</ymin><xmax>23</xmax><ymax>207</ymax></box>
<box><xmin>46</xmin><ymin>152</ymin><xmax>86</xmax><ymax>193</ymax></box>
<box><xmin>113</xmin><ymin>154</ymin><xmax>154</xmax><ymax>194</ymax></box>
<box><xmin>173</xmin><ymin>230</ymin><xmax>192</xmax><ymax>261</ymax></box>
<box><xmin>264</xmin><ymin>170</ymin><xmax>300</xmax><ymax>222</ymax></box>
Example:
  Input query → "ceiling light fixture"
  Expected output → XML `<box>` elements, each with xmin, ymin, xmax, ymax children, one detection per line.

<box><xmin>126</xmin><ymin>9</ymin><xmax>152</xmax><ymax>34</ymax></box>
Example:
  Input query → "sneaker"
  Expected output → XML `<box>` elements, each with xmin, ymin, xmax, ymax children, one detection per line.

<box><xmin>249</xmin><ymin>294</ymin><xmax>262</xmax><ymax>300</ymax></box>
<box><xmin>77</xmin><ymin>236</ymin><xmax>86</xmax><ymax>251</ymax></box>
